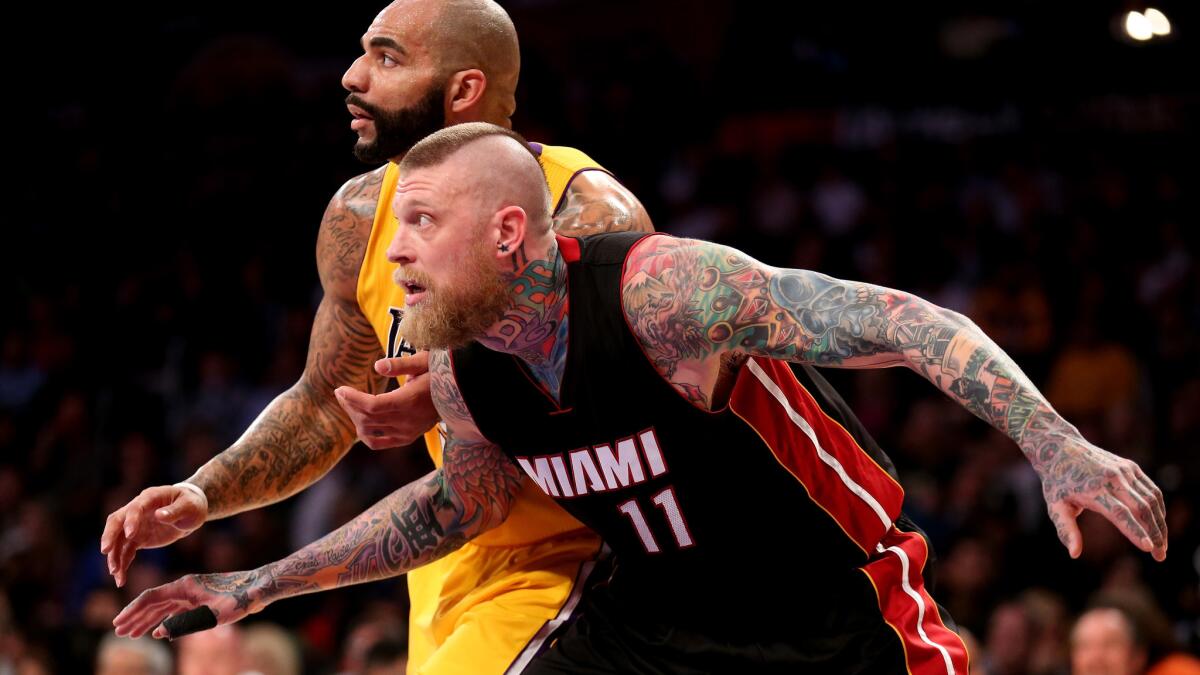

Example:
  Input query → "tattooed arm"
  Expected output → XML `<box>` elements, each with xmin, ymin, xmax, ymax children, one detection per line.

<box><xmin>101</xmin><ymin>168</ymin><xmax>398</xmax><ymax>586</ymax></box>
<box><xmin>622</xmin><ymin>235</ymin><xmax>1167</xmax><ymax>561</ymax></box>
<box><xmin>553</xmin><ymin>170</ymin><xmax>654</xmax><ymax>237</ymax></box>
<box><xmin>112</xmin><ymin>349</ymin><xmax>521</xmax><ymax>639</ymax></box>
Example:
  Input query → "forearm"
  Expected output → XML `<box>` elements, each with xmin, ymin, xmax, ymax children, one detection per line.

<box><xmin>750</xmin><ymin>263</ymin><xmax>1077</xmax><ymax>466</ymax></box>
<box><xmin>188</xmin><ymin>291</ymin><xmax>387</xmax><ymax>518</ymax></box>
<box><xmin>187</xmin><ymin>379</ymin><xmax>358</xmax><ymax>518</ymax></box>
<box><xmin>191</xmin><ymin>470</ymin><xmax>474</xmax><ymax>611</ymax></box>
<box><xmin>869</xmin><ymin>299</ymin><xmax>1077</xmax><ymax>469</ymax></box>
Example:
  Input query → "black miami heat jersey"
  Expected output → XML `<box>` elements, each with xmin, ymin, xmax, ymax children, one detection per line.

<box><xmin>454</xmin><ymin>233</ymin><xmax>971</xmax><ymax>672</ymax></box>
<box><xmin>453</xmin><ymin>233</ymin><xmax>913</xmax><ymax>617</ymax></box>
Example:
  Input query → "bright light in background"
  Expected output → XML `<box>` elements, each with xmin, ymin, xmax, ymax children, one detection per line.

<box><xmin>1125</xmin><ymin>11</ymin><xmax>1154</xmax><ymax>41</ymax></box>
<box><xmin>1124</xmin><ymin>8</ymin><xmax>1172</xmax><ymax>42</ymax></box>
<box><xmin>1144</xmin><ymin>8</ymin><xmax>1172</xmax><ymax>36</ymax></box>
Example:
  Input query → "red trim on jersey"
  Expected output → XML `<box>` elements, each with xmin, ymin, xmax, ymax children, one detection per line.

<box><xmin>556</xmin><ymin>234</ymin><xmax>581</xmax><ymax>263</ymax></box>
<box><xmin>861</xmin><ymin>528</ymin><xmax>970</xmax><ymax>675</ymax></box>
<box><xmin>729</xmin><ymin>358</ymin><xmax>903</xmax><ymax>554</ymax></box>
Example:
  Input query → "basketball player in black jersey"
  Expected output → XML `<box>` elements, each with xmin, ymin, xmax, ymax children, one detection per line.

<box><xmin>114</xmin><ymin>124</ymin><xmax>1167</xmax><ymax>674</ymax></box>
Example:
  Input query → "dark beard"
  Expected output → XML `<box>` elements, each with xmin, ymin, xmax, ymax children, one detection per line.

<box><xmin>348</xmin><ymin>84</ymin><xmax>446</xmax><ymax>164</ymax></box>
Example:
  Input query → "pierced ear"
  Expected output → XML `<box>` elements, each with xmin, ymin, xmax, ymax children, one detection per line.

<box><xmin>447</xmin><ymin>69</ymin><xmax>487</xmax><ymax>116</ymax></box>
<box><xmin>493</xmin><ymin>205</ymin><xmax>528</xmax><ymax>260</ymax></box>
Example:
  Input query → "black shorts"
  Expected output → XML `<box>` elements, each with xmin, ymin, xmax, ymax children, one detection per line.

<box><xmin>522</xmin><ymin>527</ymin><xmax>968</xmax><ymax>675</ymax></box>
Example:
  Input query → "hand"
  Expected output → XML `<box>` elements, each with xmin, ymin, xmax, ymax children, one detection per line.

<box><xmin>112</xmin><ymin>571</ymin><xmax>264</xmax><ymax>639</ymax></box>
<box><xmin>100</xmin><ymin>485</ymin><xmax>208</xmax><ymax>587</ymax></box>
<box><xmin>335</xmin><ymin>352</ymin><xmax>439</xmax><ymax>450</ymax></box>
<box><xmin>1037</xmin><ymin>437</ymin><xmax>1167</xmax><ymax>561</ymax></box>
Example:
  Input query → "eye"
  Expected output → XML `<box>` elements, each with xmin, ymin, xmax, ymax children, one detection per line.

<box><xmin>381</xmin><ymin>53</ymin><xmax>398</xmax><ymax>67</ymax></box>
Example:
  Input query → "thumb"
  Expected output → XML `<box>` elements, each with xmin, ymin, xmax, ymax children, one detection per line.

<box><xmin>375</xmin><ymin>352</ymin><xmax>429</xmax><ymax>378</ymax></box>
<box><xmin>156</xmin><ymin>494</ymin><xmax>203</xmax><ymax>529</ymax></box>
<box><xmin>334</xmin><ymin>385</ymin><xmax>375</xmax><ymax>412</ymax></box>
<box><xmin>1048</xmin><ymin>501</ymin><xmax>1083</xmax><ymax>559</ymax></box>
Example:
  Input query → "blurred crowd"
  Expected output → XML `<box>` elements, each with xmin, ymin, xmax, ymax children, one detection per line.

<box><xmin>4</xmin><ymin>1</ymin><xmax>1198</xmax><ymax>673</ymax></box>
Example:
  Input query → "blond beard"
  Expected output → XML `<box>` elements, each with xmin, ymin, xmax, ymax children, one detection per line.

<box><xmin>395</xmin><ymin>238</ymin><xmax>511</xmax><ymax>350</ymax></box>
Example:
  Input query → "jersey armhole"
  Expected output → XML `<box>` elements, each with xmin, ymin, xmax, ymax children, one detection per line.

<box><xmin>553</xmin><ymin>167</ymin><xmax>616</xmax><ymax>216</ymax></box>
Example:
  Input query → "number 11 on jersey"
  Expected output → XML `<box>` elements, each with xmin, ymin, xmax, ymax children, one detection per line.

<box><xmin>617</xmin><ymin>486</ymin><xmax>695</xmax><ymax>553</ymax></box>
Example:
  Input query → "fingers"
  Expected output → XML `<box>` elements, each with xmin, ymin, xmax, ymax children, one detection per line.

<box><xmin>1132</xmin><ymin>472</ymin><xmax>1168</xmax><ymax>561</ymax></box>
<box><xmin>334</xmin><ymin>385</ymin><xmax>378</xmax><ymax>414</ymax></box>
<box><xmin>1113</xmin><ymin>476</ymin><xmax>1165</xmax><ymax>556</ymax></box>
<box><xmin>375</xmin><ymin>351</ymin><xmax>429</xmax><ymax>378</ymax></box>
<box><xmin>360</xmin><ymin>432</ymin><xmax>411</xmax><ymax>451</ymax></box>
<box><xmin>336</xmin><ymin>386</ymin><xmax>430</xmax><ymax>449</ymax></box>
<box><xmin>1094</xmin><ymin>493</ymin><xmax>1155</xmax><ymax>554</ymax></box>
<box><xmin>123</xmin><ymin>503</ymin><xmax>143</xmax><ymax>542</ymax></box>
<box><xmin>1048</xmin><ymin>501</ymin><xmax>1084</xmax><ymax>559</ymax></box>
<box><xmin>113</xmin><ymin>583</ymin><xmax>192</xmax><ymax>638</ymax></box>
<box><xmin>100</xmin><ymin>507</ymin><xmax>126</xmax><ymax>555</ymax></box>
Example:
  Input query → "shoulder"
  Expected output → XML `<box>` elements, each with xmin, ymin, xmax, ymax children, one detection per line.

<box><xmin>554</xmin><ymin>170</ymin><xmax>654</xmax><ymax>236</ymax></box>
<box><xmin>621</xmin><ymin>236</ymin><xmax>746</xmax><ymax>282</ymax></box>
<box><xmin>316</xmin><ymin>165</ymin><xmax>389</xmax><ymax>293</ymax></box>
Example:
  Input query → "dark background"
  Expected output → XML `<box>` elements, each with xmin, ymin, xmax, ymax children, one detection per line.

<box><xmin>4</xmin><ymin>1</ymin><xmax>1198</xmax><ymax>672</ymax></box>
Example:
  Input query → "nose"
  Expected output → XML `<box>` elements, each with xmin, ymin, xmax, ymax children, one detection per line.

<box><xmin>342</xmin><ymin>54</ymin><xmax>367</xmax><ymax>93</ymax></box>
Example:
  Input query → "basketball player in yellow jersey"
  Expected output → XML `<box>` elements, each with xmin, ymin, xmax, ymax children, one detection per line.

<box><xmin>100</xmin><ymin>1</ymin><xmax>650</xmax><ymax>673</ymax></box>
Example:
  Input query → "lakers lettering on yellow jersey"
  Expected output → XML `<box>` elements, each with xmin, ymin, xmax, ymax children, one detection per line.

<box><xmin>355</xmin><ymin>143</ymin><xmax>608</xmax><ymax>674</ymax></box>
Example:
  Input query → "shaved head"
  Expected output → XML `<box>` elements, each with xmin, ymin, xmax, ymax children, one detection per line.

<box><xmin>399</xmin><ymin>122</ymin><xmax>551</xmax><ymax>234</ymax></box>
<box><xmin>386</xmin><ymin>0</ymin><xmax>520</xmax><ymax>120</ymax></box>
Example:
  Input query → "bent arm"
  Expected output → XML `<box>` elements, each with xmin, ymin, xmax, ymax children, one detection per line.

<box><xmin>188</xmin><ymin>169</ymin><xmax>389</xmax><ymax>518</ymax></box>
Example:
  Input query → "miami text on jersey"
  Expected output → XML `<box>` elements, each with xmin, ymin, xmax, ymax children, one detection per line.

<box><xmin>514</xmin><ymin>428</ymin><xmax>667</xmax><ymax>499</ymax></box>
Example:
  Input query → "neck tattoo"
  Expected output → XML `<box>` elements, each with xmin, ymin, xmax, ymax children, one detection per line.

<box><xmin>482</xmin><ymin>243</ymin><xmax>570</xmax><ymax>400</ymax></box>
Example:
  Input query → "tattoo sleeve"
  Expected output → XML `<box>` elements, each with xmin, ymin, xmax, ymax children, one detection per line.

<box><xmin>208</xmin><ymin>351</ymin><xmax>521</xmax><ymax>608</ymax></box>
<box><xmin>188</xmin><ymin>168</ymin><xmax>390</xmax><ymax>518</ymax></box>
<box><xmin>622</xmin><ymin>236</ymin><xmax>1077</xmax><ymax>468</ymax></box>
<box><xmin>552</xmin><ymin>171</ymin><xmax>654</xmax><ymax>237</ymax></box>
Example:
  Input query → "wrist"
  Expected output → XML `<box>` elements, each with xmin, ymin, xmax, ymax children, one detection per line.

<box><xmin>173</xmin><ymin>481</ymin><xmax>209</xmax><ymax>514</ymax></box>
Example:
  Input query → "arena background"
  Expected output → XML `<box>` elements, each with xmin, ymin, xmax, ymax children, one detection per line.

<box><xmin>5</xmin><ymin>1</ymin><xmax>1199</xmax><ymax>672</ymax></box>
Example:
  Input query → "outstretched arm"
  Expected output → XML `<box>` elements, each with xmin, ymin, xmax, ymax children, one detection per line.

<box><xmin>101</xmin><ymin>169</ymin><xmax>394</xmax><ymax>587</ymax></box>
<box><xmin>622</xmin><ymin>236</ymin><xmax>1167</xmax><ymax>561</ymax></box>
<box><xmin>113</xmin><ymin>350</ymin><xmax>521</xmax><ymax>639</ymax></box>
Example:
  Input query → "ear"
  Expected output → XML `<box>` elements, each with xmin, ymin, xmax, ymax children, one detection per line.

<box><xmin>492</xmin><ymin>205</ymin><xmax>528</xmax><ymax>262</ymax></box>
<box><xmin>446</xmin><ymin>69</ymin><xmax>488</xmax><ymax>120</ymax></box>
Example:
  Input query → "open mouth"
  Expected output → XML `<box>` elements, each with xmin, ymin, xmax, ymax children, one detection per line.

<box><xmin>348</xmin><ymin>104</ymin><xmax>374</xmax><ymax>131</ymax></box>
<box><xmin>401</xmin><ymin>280</ymin><xmax>428</xmax><ymax>305</ymax></box>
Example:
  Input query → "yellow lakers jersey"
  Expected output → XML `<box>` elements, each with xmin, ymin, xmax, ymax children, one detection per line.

<box><xmin>357</xmin><ymin>143</ymin><xmax>608</xmax><ymax>546</ymax></box>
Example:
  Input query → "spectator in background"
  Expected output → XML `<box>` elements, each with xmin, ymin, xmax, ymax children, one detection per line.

<box><xmin>241</xmin><ymin>623</ymin><xmax>302</xmax><ymax>675</ymax></box>
<box><xmin>1072</xmin><ymin>606</ymin><xmax>1148</xmax><ymax>675</ymax></box>
<box><xmin>1072</xmin><ymin>593</ymin><xmax>1200</xmax><ymax>675</ymax></box>
<box><xmin>363</xmin><ymin>639</ymin><xmax>407</xmax><ymax>675</ymax></box>
<box><xmin>95</xmin><ymin>635</ymin><xmax>172</xmax><ymax>675</ymax></box>
<box><xmin>177</xmin><ymin>624</ymin><xmax>242</xmax><ymax>675</ymax></box>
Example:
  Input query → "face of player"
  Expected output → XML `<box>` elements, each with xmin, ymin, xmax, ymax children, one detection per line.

<box><xmin>342</xmin><ymin>1</ymin><xmax>448</xmax><ymax>163</ymax></box>
<box><xmin>1070</xmin><ymin>610</ymin><xmax>1146</xmax><ymax>675</ymax></box>
<box><xmin>385</xmin><ymin>162</ymin><xmax>510</xmax><ymax>350</ymax></box>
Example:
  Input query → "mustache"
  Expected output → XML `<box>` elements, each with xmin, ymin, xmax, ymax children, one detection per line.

<box><xmin>393</xmin><ymin>266</ymin><xmax>434</xmax><ymax>288</ymax></box>
<box><xmin>346</xmin><ymin>93</ymin><xmax>385</xmax><ymax>119</ymax></box>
